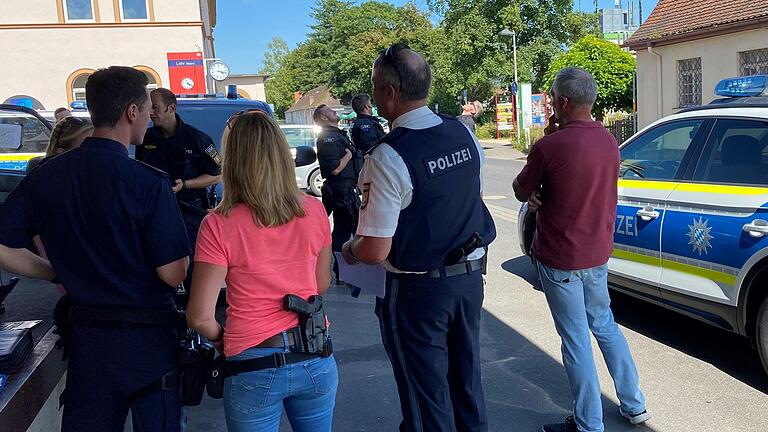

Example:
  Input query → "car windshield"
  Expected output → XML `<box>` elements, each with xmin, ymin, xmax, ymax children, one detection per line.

<box><xmin>0</xmin><ymin>109</ymin><xmax>51</xmax><ymax>171</ymax></box>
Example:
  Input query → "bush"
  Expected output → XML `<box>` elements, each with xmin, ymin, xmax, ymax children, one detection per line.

<box><xmin>475</xmin><ymin>123</ymin><xmax>496</xmax><ymax>140</ymax></box>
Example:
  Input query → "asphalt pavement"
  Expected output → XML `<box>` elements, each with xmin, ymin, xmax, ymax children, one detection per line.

<box><xmin>4</xmin><ymin>139</ymin><xmax>768</xmax><ymax>431</ymax></box>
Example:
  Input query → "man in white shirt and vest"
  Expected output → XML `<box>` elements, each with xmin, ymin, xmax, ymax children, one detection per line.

<box><xmin>343</xmin><ymin>43</ymin><xmax>496</xmax><ymax>432</ymax></box>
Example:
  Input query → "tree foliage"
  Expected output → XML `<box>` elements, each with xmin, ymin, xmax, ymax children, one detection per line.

<box><xmin>259</xmin><ymin>37</ymin><xmax>290</xmax><ymax>76</ymax></box>
<box><xmin>543</xmin><ymin>35</ymin><xmax>636</xmax><ymax>119</ymax></box>
<box><xmin>263</xmin><ymin>0</ymin><xmax>605</xmax><ymax>119</ymax></box>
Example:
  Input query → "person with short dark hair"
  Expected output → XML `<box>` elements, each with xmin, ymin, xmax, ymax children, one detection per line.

<box><xmin>0</xmin><ymin>66</ymin><xmax>190</xmax><ymax>431</ymax></box>
<box><xmin>136</xmin><ymin>87</ymin><xmax>222</xmax><ymax>298</ymax></box>
<box><xmin>514</xmin><ymin>67</ymin><xmax>650</xmax><ymax>432</ymax></box>
<box><xmin>313</xmin><ymin>104</ymin><xmax>362</xmax><ymax>285</ymax></box>
<box><xmin>342</xmin><ymin>43</ymin><xmax>496</xmax><ymax>432</ymax></box>
<box><xmin>350</xmin><ymin>94</ymin><xmax>385</xmax><ymax>154</ymax></box>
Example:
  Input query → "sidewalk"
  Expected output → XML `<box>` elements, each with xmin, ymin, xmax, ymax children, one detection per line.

<box><xmin>478</xmin><ymin>139</ymin><xmax>527</xmax><ymax>161</ymax></box>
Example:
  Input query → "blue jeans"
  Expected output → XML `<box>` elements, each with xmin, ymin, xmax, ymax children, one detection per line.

<box><xmin>536</xmin><ymin>261</ymin><xmax>646</xmax><ymax>432</ymax></box>
<box><xmin>223</xmin><ymin>346</ymin><xmax>338</xmax><ymax>432</ymax></box>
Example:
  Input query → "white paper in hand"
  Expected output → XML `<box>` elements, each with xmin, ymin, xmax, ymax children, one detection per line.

<box><xmin>333</xmin><ymin>252</ymin><xmax>386</xmax><ymax>298</ymax></box>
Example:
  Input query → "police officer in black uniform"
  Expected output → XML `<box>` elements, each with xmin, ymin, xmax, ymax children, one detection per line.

<box><xmin>342</xmin><ymin>44</ymin><xmax>496</xmax><ymax>432</ymax></box>
<box><xmin>350</xmin><ymin>94</ymin><xmax>386</xmax><ymax>154</ymax></box>
<box><xmin>0</xmin><ymin>67</ymin><xmax>190</xmax><ymax>431</ymax></box>
<box><xmin>313</xmin><ymin>104</ymin><xmax>363</xmax><ymax>282</ymax></box>
<box><xmin>135</xmin><ymin>88</ymin><xmax>221</xmax><ymax>292</ymax></box>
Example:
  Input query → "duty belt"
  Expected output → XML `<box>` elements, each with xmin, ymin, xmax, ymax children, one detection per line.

<box><xmin>69</xmin><ymin>304</ymin><xmax>182</xmax><ymax>327</ymax></box>
<box><xmin>425</xmin><ymin>257</ymin><xmax>486</xmax><ymax>278</ymax></box>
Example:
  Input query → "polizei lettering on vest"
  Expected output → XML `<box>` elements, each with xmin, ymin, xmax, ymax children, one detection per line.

<box><xmin>425</xmin><ymin>147</ymin><xmax>472</xmax><ymax>175</ymax></box>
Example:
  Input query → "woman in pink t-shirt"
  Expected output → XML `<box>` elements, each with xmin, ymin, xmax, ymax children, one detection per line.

<box><xmin>186</xmin><ymin>111</ymin><xmax>337</xmax><ymax>432</ymax></box>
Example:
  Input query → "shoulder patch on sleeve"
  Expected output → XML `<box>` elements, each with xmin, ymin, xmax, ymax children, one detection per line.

<box><xmin>205</xmin><ymin>144</ymin><xmax>222</xmax><ymax>166</ymax></box>
<box><xmin>361</xmin><ymin>182</ymin><xmax>371</xmax><ymax>209</ymax></box>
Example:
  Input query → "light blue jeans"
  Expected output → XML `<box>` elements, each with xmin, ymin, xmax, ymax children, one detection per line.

<box><xmin>223</xmin><ymin>345</ymin><xmax>338</xmax><ymax>432</ymax></box>
<box><xmin>536</xmin><ymin>261</ymin><xmax>646</xmax><ymax>432</ymax></box>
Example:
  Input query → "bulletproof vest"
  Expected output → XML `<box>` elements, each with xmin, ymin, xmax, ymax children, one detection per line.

<box><xmin>320</xmin><ymin>128</ymin><xmax>362</xmax><ymax>183</ymax></box>
<box><xmin>384</xmin><ymin>116</ymin><xmax>496</xmax><ymax>272</ymax></box>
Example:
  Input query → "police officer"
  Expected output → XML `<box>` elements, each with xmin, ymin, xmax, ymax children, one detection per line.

<box><xmin>342</xmin><ymin>44</ymin><xmax>496</xmax><ymax>432</ymax></box>
<box><xmin>0</xmin><ymin>67</ymin><xmax>190</xmax><ymax>431</ymax></box>
<box><xmin>136</xmin><ymin>88</ymin><xmax>221</xmax><ymax>292</ymax></box>
<box><xmin>350</xmin><ymin>94</ymin><xmax>386</xmax><ymax>154</ymax></box>
<box><xmin>313</xmin><ymin>104</ymin><xmax>363</xmax><ymax>282</ymax></box>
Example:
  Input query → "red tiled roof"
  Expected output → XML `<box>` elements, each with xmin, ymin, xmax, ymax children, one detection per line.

<box><xmin>624</xmin><ymin>0</ymin><xmax>768</xmax><ymax>48</ymax></box>
<box><xmin>286</xmin><ymin>86</ymin><xmax>344</xmax><ymax>113</ymax></box>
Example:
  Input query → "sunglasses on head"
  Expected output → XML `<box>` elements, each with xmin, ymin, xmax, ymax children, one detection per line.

<box><xmin>382</xmin><ymin>43</ymin><xmax>409</xmax><ymax>89</ymax></box>
<box><xmin>226</xmin><ymin>109</ymin><xmax>268</xmax><ymax>129</ymax></box>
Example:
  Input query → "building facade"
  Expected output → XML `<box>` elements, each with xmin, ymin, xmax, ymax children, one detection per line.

<box><xmin>625</xmin><ymin>0</ymin><xmax>768</xmax><ymax>128</ymax></box>
<box><xmin>1</xmin><ymin>0</ymin><xmax>217</xmax><ymax>110</ymax></box>
<box><xmin>285</xmin><ymin>86</ymin><xmax>348</xmax><ymax>125</ymax></box>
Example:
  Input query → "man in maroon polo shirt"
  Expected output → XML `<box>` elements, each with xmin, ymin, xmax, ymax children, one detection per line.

<box><xmin>513</xmin><ymin>67</ymin><xmax>650</xmax><ymax>432</ymax></box>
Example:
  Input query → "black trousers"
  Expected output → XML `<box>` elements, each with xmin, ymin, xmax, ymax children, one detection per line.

<box><xmin>378</xmin><ymin>270</ymin><xmax>488</xmax><ymax>432</ymax></box>
<box><xmin>322</xmin><ymin>182</ymin><xmax>359</xmax><ymax>279</ymax></box>
<box><xmin>61</xmin><ymin>326</ymin><xmax>181</xmax><ymax>432</ymax></box>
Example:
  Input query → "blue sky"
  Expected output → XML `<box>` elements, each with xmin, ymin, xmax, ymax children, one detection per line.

<box><xmin>215</xmin><ymin>0</ymin><xmax>659</xmax><ymax>74</ymax></box>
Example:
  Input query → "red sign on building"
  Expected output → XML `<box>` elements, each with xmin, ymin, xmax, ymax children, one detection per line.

<box><xmin>167</xmin><ymin>52</ymin><xmax>206</xmax><ymax>95</ymax></box>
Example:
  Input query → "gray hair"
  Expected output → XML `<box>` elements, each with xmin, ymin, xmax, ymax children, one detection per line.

<box><xmin>373</xmin><ymin>45</ymin><xmax>432</xmax><ymax>101</ymax></box>
<box><xmin>552</xmin><ymin>67</ymin><xmax>597</xmax><ymax>107</ymax></box>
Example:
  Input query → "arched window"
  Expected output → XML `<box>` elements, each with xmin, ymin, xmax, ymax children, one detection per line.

<box><xmin>237</xmin><ymin>88</ymin><xmax>251</xmax><ymax>100</ymax></box>
<box><xmin>66</xmin><ymin>68</ymin><xmax>96</xmax><ymax>105</ymax></box>
<box><xmin>72</xmin><ymin>74</ymin><xmax>89</xmax><ymax>102</ymax></box>
<box><xmin>133</xmin><ymin>66</ymin><xmax>162</xmax><ymax>91</ymax></box>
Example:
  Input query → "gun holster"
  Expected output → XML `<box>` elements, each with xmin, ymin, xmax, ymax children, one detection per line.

<box><xmin>178</xmin><ymin>330</ymin><xmax>216</xmax><ymax>406</ymax></box>
<box><xmin>444</xmin><ymin>233</ymin><xmax>483</xmax><ymax>266</ymax></box>
<box><xmin>52</xmin><ymin>295</ymin><xmax>73</xmax><ymax>360</ymax></box>
<box><xmin>282</xmin><ymin>294</ymin><xmax>331</xmax><ymax>357</ymax></box>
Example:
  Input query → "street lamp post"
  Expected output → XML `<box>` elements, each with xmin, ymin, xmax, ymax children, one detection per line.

<box><xmin>499</xmin><ymin>28</ymin><xmax>521</xmax><ymax>145</ymax></box>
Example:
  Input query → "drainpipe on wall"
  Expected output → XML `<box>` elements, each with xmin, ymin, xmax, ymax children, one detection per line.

<box><xmin>647</xmin><ymin>45</ymin><xmax>663</xmax><ymax>120</ymax></box>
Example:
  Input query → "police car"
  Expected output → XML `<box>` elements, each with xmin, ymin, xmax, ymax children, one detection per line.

<box><xmin>519</xmin><ymin>75</ymin><xmax>768</xmax><ymax>375</ymax></box>
<box><xmin>0</xmin><ymin>105</ymin><xmax>52</xmax><ymax>197</ymax></box>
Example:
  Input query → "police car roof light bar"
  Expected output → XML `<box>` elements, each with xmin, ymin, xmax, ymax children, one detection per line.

<box><xmin>715</xmin><ymin>75</ymin><xmax>768</xmax><ymax>98</ymax></box>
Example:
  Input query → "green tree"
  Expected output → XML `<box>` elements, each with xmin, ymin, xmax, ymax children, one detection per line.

<box><xmin>428</xmin><ymin>0</ymin><xmax>599</xmax><ymax>106</ymax></box>
<box><xmin>320</xmin><ymin>2</ymin><xmax>436</xmax><ymax>104</ymax></box>
<box><xmin>542</xmin><ymin>35</ymin><xmax>636</xmax><ymax>119</ymax></box>
<box><xmin>259</xmin><ymin>37</ymin><xmax>290</xmax><ymax>76</ymax></box>
<box><xmin>265</xmin><ymin>41</ymin><xmax>331</xmax><ymax>117</ymax></box>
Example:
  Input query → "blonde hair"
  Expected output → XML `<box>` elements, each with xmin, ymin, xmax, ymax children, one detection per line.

<box><xmin>46</xmin><ymin>117</ymin><xmax>93</xmax><ymax>156</ymax></box>
<box><xmin>217</xmin><ymin>111</ymin><xmax>306</xmax><ymax>226</ymax></box>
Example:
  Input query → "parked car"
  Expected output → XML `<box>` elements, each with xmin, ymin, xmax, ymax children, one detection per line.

<box><xmin>0</xmin><ymin>104</ymin><xmax>52</xmax><ymax>199</ymax></box>
<box><xmin>280</xmin><ymin>124</ymin><xmax>323</xmax><ymax>196</ymax></box>
<box><xmin>518</xmin><ymin>75</ymin><xmax>768</xmax><ymax>374</ymax></box>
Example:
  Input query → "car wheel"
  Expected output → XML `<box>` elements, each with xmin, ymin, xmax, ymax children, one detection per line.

<box><xmin>757</xmin><ymin>295</ymin><xmax>768</xmax><ymax>376</ymax></box>
<box><xmin>309</xmin><ymin>169</ymin><xmax>324</xmax><ymax>196</ymax></box>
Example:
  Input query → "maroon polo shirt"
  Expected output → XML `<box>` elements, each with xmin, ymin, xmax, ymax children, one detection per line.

<box><xmin>516</xmin><ymin>120</ymin><xmax>619</xmax><ymax>271</ymax></box>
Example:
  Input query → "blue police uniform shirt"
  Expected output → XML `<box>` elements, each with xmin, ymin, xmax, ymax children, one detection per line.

<box><xmin>136</xmin><ymin>114</ymin><xmax>221</xmax><ymax>206</ymax></box>
<box><xmin>0</xmin><ymin>137</ymin><xmax>191</xmax><ymax>310</ymax></box>
<box><xmin>351</xmin><ymin>114</ymin><xmax>386</xmax><ymax>154</ymax></box>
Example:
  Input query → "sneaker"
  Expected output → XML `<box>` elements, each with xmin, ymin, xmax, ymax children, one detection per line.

<box><xmin>619</xmin><ymin>407</ymin><xmax>652</xmax><ymax>425</ymax></box>
<box><xmin>542</xmin><ymin>415</ymin><xmax>578</xmax><ymax>432</ymax></box>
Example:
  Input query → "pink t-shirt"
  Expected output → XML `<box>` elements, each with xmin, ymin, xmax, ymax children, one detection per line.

<box><xmin>195</xmin><ymin>195</ymin><xmax>331</xmax><ymax>357</ymax></box>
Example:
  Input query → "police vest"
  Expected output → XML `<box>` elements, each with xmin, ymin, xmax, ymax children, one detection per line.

<box><xmin>383</xmin><ymin>115</ymin><xmax>496</xmax><ymax>272</ymax></box>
